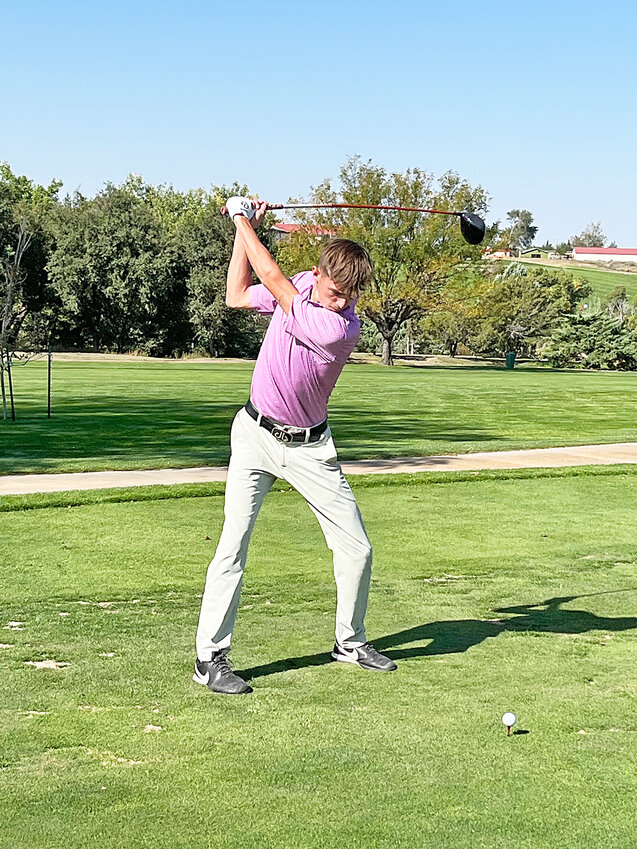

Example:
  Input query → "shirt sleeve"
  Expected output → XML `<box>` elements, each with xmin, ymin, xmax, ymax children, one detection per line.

<box><xmin>283</xmin><ymin>293</ymin><xmax>350</xmax><ymax>363</ymax></box>
<box><xmin>249</xmin><ymin>284</ymin><xmax>278</xmax><ymax>315</ymax></box>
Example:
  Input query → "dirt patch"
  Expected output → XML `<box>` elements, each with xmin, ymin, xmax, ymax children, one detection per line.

<box><xmin>24</xmin><ymin>659</ymin><xmax>70</xmax><ymax>670</ymax></box>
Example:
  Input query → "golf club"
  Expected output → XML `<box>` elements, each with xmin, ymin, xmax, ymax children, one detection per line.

<box><xmin>221</xmin><ymin>202</ymin><xmax>486</xmax><ymax>245</ymax></box>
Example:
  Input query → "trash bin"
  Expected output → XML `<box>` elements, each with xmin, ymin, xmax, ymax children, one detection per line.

<box><xmin>506</xmin><ymin>352</ymin><xmax>516</xmax><ymax>369</ymax></box>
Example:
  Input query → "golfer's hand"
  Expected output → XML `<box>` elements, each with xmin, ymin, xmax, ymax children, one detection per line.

<box><xmin>225</xmin><ymin>196</ymin><xmax>255</xmax><ymax>222</ymax></box>
<box><xmin>250</xmin><ymin>200</ymin><xmax>268</xmax><ymax>230</ymax></box>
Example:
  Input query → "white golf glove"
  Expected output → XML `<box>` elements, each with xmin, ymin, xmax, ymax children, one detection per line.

<box><xmin>225</xmin><ymin>196</ymin><xmax>255</xmax><ymax>220</ymax></box>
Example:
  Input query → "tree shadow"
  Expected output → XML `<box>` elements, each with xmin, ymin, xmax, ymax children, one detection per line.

<box><xmin>0</xmin><ymin>396</ymin><xmax>500</xmax><ymax>474</ymax></box>
<box><xmin>238</xmin><ymin>588</ymin><xmax>637</xmax><ymax>681</ymax></box>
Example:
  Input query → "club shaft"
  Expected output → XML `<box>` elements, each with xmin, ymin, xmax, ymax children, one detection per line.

<box><xmin>217</xmin><ymin>202</ymin><xmax>485</xmax><ymax>244</ymax></box>
<box><xmin>220</xmin><ymin>203</ymin><xmax>460</xmax><ymax>217</ymax></box>
<box><xmin>266</xmin><ymin>203</ymin><xmax>460</xmax><ymax>216</ymax></box>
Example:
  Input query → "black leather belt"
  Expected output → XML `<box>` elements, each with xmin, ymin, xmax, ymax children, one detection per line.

<box><xmin>244</xmin><ymin>399</ymin><xmax>328</xmax><ymax>444</ymax></box>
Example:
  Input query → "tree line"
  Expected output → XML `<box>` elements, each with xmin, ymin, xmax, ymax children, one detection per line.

<box><xmin>275</xmin><ymin>158</ymin><xmax>636</xmax><ymax>365</ymax></box>
<box><xmin>496</xmin><ymin>209</ymin><xmax>615</xmax><ymax>254</ymax></box>
<box><xmin>2</xmin><ymin>156</ymin><xmax>637</xmax><ymax>415</ymax></box>
<box><xmin>1</xmin><ymin>165</ymin><xmax>272</xmax><ymax>360</ymax></box>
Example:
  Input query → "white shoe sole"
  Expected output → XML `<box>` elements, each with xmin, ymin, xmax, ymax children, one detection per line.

<box><xmin>331</xmin><ymin>649</ymin><xmax>365</xmax><ymax>667</ymax></box>
<box><xmin>331</xmin><ymin>649</ymin><xmax>397</xmax><ymax>671</ymax></box>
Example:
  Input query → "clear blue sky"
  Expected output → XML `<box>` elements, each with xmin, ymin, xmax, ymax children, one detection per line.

<box><xmin>2</xmin><ymin>0</ymin><xmax>636</xmax><ymax>245</ymax></box>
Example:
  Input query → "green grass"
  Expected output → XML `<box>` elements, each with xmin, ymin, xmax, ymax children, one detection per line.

<box><xmin>1</xmin><ymin>469</ymin><xmax>636</xmax><ymax>848</ymax></box>
<box><xmin>0</xmin><ymin>463</ymin><xmax>633</xmax><ymax>514</ymax></box>
<box><xmin>569</xmin><ymin>266</ymin><xmax>637</xmax><ymax>301</ymax></box>
<box><xmin>2</xmin><ymin>359</ymin><xmax>637</xmax><ymax>475</ymax></box>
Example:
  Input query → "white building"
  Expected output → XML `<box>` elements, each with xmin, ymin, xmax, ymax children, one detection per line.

<box><xmin>573</xmin><ymin>247</ymin><xmax>637</xmax><ymax>263</ymax></box>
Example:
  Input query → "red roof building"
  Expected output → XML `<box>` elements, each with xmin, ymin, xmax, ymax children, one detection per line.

<box><xmin>271</xmin><ymin>223</ymin><xmax>336</xmax><ymax>241</ymax></box>
<box><xmin>573</xmin><ymin>247</ymin><xmax>637</xmax><ymax>256</ymax></box>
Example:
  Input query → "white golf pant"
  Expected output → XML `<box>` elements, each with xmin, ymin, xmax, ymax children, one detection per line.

<box><xmin>196</xmin><ymin>406</ymin><xmax>372</xmax><ymax>660</ymax></box>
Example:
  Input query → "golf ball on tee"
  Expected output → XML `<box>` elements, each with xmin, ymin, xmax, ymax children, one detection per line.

<box><xmin>502</xmin><ymin>712</ymin><xmax>516</xmax><ymax>727</ymax></box>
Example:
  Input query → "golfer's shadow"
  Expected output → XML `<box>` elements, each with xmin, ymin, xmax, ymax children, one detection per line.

<box><xmin>238</xmin><ymin>590</ymin><xmax>637</xmax><ymax>681</ymax></box>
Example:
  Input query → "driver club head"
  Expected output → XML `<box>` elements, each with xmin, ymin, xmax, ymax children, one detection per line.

<box><xmin>459</xmin><ymin>212</ymin><xmax>486</xmax><ymax>245</ymax></box>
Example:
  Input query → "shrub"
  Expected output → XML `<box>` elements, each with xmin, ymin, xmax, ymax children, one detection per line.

<box><xmin>542</xmin><ymin>314</ymin><xmax>637</xmax><ymax>369</ymax></box>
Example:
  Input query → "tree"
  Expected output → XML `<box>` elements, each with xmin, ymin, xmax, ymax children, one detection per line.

<box><xmin>180</xmin><ymin>185</ymin><xmax>276</xmax><ymax>358</ymax></box>
<box><xmin>47</xmin><ymin>177</ymin><xmax>274</xmax><ymax>358</ymax></box>
<box><xmin>473</xmin><ymin>262</ymin><xmax>591</xmax><ymax>357</ymax></box>
<box><xmin>277</xmin><ymin>157</ymin><xmax>489</xmax><ymax>364</ymax></box>
<box><xmin>543</xmin><ymin>314</ymin><xmax>637</xmax><ymax>369</ymax></box>
<box><xmin>605</xmin><ymin>286</ymin><xmax>632</xmax><ymax>325</ymax></box>
<box><xmin>571</xmin><ymin>221</ymin><xmax>605</xmax><ymax>247</ymax></box>
<box><xmin>555</xmin><ymin>241</ymin><xmax>573</xmax><ymax>256</ymax></box>
<box><xmin>419</xmin><ymin>309</ymin><xmax>474</xmax><ymax>357</ymax></box>
<box><xmin>0</xmin><ymin>163</ymin><xmax>60</xmax><ymax>420</ymax></box>
<box><xmin>504</xmin><ymin>209</ymin><xmax>538</xmax><ymax>251</ymax></box>
<box><xmin>418</xmin><ymin>269</ymin><xmax>488</xmax><ymax>356</ymax></box>
<box><xmin>47</xmin><ymin>177</ymin><xmax>191</xmax><ymax>355</ymax></box>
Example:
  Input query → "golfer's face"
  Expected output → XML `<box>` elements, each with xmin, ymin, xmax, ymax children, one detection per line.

<box><xmin>312</xmin><ymin>267</ymin><xmax>353</xmax><ymax>312</ymax></box>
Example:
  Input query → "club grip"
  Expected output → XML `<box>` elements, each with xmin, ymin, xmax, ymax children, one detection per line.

<box><xmin>220</xmin><ymin>203</ymin><xmax>280</xmax><ymax>216</ymax></box>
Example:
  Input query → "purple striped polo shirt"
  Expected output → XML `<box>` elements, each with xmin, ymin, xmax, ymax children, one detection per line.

<box><xmin>248</xmin><ymin>270</ymin><xmax>360</xmax><ymax>428</ymax></box>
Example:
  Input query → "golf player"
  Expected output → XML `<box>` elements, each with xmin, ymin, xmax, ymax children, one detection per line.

<box><xmin>194</xmin><ymin>196</ymin><xmax>396</xmax><ymax>694</ymax></box>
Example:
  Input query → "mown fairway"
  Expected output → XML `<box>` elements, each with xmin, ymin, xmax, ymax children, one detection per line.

<box><xmin>571</xmin><ymin>265</ymin><xmax>637</xmax><ymax>300</ymax></box>
<box><xmin>2</xmin><ymin>359</ymin><xmax>637</xmax><ymax>474</ymax></box>
<box><xmin>1</xmin><ymin>468</ymin><xmax>636</xmax><ymax>849</ymax></box>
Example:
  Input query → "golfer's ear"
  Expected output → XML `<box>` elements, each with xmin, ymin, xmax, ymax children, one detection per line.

<box><xmin>312</xmin><ymin>266</ymin><xmax>320</xmax><ymax>279</ymax></box>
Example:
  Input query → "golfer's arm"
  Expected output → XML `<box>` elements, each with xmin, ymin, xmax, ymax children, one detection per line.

<box><xmin>225</xmin><ymin>232</ymin><xmax>255</xmax><ymax>309</ymax></box>
<box><xmin>234</xmin><ymin>217</ymin><xmax>297</xmax><ymax>315</ymax></box>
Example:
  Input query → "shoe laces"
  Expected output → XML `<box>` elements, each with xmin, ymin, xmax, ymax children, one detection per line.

<box><xmin>212</xmin><ymin>651</ymin><xmax>234</xmax><ymax>677</ymax></box>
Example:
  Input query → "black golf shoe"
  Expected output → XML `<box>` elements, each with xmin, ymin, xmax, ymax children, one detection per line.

<box><xmin>331</xmin><ymin>642</ymin><xmax>397</xmax><ymax>671</ymax></box>
<box><xmin>193</xmin><ymin>651</ymin><xmax>253</xmax><ymax>694</ymax></box>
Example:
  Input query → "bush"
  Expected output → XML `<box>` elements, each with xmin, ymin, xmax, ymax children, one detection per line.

<box><xmin>542</xmin><ymin>314</ymin><xmax>637</xmax><ymax>370</ymax></box>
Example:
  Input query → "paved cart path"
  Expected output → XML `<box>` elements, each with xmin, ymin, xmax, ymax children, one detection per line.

<box><xmin>1</xmin><ymin>443</ymin><xmax>636</xmax><ymax>496</ymax></box>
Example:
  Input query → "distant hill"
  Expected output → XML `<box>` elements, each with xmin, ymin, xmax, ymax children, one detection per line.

<box><xmin>513</xmin><ymin>259</ymin><xmax>637</xmax><ymax>301</ymax></box>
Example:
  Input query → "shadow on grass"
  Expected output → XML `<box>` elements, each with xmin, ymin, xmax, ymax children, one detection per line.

<box><xmin>0</xmin><ymin>396</ymin><xmax>500</xmax><ymax>474</ymax></box>
<box><xmin>328</xmin><ymin>409</ymin><xmax>499</xmax><ymax>455</ymax></box>
<box><xmin>0</xmin><ymin>399</ymin><xmax>241</xmax><ymax>473</ymax></box>
<box><xmin>238</xmin><ymin>589</ymin><xmax>637</xmax><ymax>681</ymax></box>
<box><xmin>396</xmin><ymin>363</ymin><xmax>635</xmax><ymax>377</ymax></box>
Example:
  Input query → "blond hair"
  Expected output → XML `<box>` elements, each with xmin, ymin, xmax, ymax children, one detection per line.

<box><xmin>318</xmin><ymin>239</ymin><xmax>373</xmax><ymax>299</ymax></box>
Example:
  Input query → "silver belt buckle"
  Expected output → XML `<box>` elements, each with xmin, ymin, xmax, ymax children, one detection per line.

<box><xmin>271</xmin><ymin>427</ymin><xmax>293</xmax><ymax>443</ymax></box>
